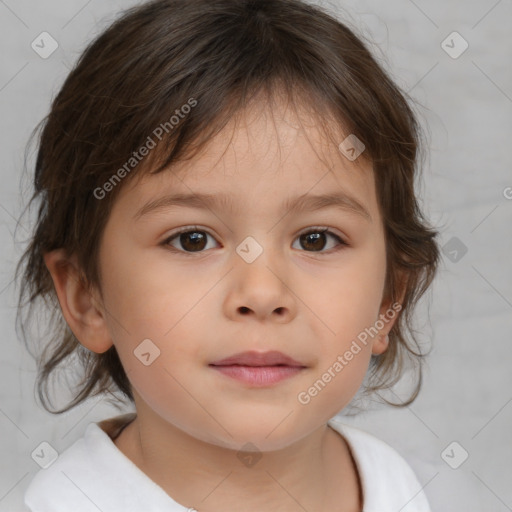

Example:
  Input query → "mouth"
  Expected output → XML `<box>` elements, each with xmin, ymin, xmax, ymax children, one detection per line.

<box><xmin>209</xmin><ymin>350</ymin><xmax>307</xmax><ymax>387</ymax></box>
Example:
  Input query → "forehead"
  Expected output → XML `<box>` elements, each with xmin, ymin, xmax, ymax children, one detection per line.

<box><xmin>119</xmin><ymin>98</ymin><xmax>379</xmax><ymax>222</ymax></box>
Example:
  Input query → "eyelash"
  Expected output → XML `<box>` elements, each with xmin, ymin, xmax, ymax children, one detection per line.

<box><xmin>161</xmin><ymin>225</ymin><xmax>349</xmax><ymax>255</ymax></box>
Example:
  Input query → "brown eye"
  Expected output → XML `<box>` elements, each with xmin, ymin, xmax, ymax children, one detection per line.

<box><xmin>293</xmin><ymin>228</ymin><xmax>347</xmax><ymax>253</ymax></box>
<box><xmin>164</xmin><ymin>228</ymin><xmax>218</xmax><ymax>253</ymax></box>
<box><xmin>178</xmin><ymin>231</ymin><xmax>207</xmax><ymax>251</ymax></box>
<box><xmin>163</xmin><ymin>226</ymin><xmax>347</xmax><ymax>255</ymax></box>
<box><xmin>300</xmin><ymin>231</ymin><xmax>327</xmax><ymax>251</ymax></box>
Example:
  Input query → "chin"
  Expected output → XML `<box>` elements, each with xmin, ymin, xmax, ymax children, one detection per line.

<box><xmin>193</xmin><ymin>417</ymin><xmax>314</xmax><ymax>453</ymax></box>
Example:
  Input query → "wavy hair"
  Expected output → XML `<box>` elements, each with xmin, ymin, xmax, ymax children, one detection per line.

<box><xmin>15</xmin><ymin>0</ymin><xmax>440</xmax><ymax>413</ymax></box>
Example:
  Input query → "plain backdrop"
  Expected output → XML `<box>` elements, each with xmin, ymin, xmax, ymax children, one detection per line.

<box><xmin>0</xmin><ymin>0</ymin><xmax>511</xmax><ymax>511</ymax></box>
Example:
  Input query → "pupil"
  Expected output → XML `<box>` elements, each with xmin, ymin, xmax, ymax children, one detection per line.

<box><xmin>182</xmin><ymin>232</ymin><xmax>206</xmax><ymax>251</ymax></box>
<box><xmin>302</xmin><ymin>232</ymin><xmax>325</xmax><ymax>251</ymax></box>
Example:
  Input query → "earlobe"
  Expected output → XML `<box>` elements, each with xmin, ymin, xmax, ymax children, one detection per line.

<box><xmin>372</xmin><ymin>333</ymin><xmax>389</xmax><ymax>355</ymax></box>
<box><xmin>43</xmin><ymin>249</ymin><xmax>113</xmax><ymax>354</ymax></box>
<box><xmin>372</xmin><ymin>281</ymin><xmax>406</xmax><ymax>356</ymax></box>
<box><xmin>371</xmin><ymin>297</ymin><xmax>401</xmax><ymax>355</ymax></box>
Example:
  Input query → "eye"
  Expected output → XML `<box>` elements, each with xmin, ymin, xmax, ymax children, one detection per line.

<box><xmin>292</xmin><ymin>227</ymin><xmax>348</xmax><ymax>253</ymax></box>
<box><xmin>163</xmin><ymin>226</ymin><xmax>219</xmax><ymax>253</ymax></box>
<box><xmin>162</xmin><ymin>226</ymin><xmax>348</xmax><ymax>254</ymax></box>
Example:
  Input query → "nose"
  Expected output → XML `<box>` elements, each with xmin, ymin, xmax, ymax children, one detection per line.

<box><xmin>223</xmin><ymin>247</ymin><xmax>297</xmax><ymax>323</ymax></box>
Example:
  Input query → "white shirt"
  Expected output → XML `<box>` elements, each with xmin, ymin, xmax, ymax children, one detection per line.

<box><xmin>24</xmin><ymin>414</ymin><xmax>431</xmax><ymax>512</ymax></box>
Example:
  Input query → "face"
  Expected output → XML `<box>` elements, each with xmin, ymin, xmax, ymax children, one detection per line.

<box><xmin>94</xmin><ymin>99</ymin><xmax>393</xmax><ymax>451</ymax></box>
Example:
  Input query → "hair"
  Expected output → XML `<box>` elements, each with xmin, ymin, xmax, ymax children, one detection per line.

<box><xmin>15</xmin><ymin>0</ymin><xmax>440</xmax><ymax>414</ymax></box>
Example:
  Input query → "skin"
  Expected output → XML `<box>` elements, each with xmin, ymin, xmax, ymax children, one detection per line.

<box><xmin>44</xmin><ymin>97</ymin><xmax>405</xmax><ymax>512</ymax></box>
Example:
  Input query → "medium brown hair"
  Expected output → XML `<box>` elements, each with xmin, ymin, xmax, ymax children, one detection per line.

<box><xmin>16</xmin><ymin>0</ymin><xmax>440</xmax><ymax>414</ymax></box>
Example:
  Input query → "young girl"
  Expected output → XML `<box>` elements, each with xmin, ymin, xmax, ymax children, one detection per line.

<box><xmin>17</xmin><ymin>0</ymin><xmax>440</xmax><ymax>510</ymax></box>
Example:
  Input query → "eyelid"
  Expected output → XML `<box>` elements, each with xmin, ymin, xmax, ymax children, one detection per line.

<box><xmin>164</xmin><ymin>225</ymin><xmax>348</xmax><ymax>241</ymax></box>
<box><xmin>294</xmin><ymin>226</ymin><xmax>349</xmax><ymax>251</ymax></box>
<box><xmin>162</xmin><ymin>224</ymin><xmax>218</xmax><ymax>245</ymax></box>
<box><xmin>297</xmin><ymin>225</ymin><xmax>348</xmax><ymax>243</ymax></box>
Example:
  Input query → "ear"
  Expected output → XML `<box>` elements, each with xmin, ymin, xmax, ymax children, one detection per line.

<box><xmin>43</xmin><ymin>249</ymin><xmax>113</xmax><ymax>354</ymax></box>
<box><xmin>371</xmin><ymin>273</ymin><xmax>408</xmax><ymax>356</ymax></box>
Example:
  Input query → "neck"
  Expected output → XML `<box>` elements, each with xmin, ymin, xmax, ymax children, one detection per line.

<box><xmin>112</xmin><ymin>407</ymin><xmax>361</xmax><ymax>511</ymax></box>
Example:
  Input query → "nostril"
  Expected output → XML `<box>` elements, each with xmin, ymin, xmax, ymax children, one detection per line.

<box><xmin>239</xmin><ymin>306</ymin><xmax>250</xmax><ymax>314</ymax></box>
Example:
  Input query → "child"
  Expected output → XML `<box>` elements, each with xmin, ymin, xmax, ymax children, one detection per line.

<box><xmin>17</xmin><ymin>0</ymin><xmax>440</xmax><ymax>510</ymax></box>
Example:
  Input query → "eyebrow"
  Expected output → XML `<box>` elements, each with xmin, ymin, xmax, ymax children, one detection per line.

<box><xmin>134</xmin><ymin>190</ymin><xmax>372</xmax><ymax>222</ymax></box>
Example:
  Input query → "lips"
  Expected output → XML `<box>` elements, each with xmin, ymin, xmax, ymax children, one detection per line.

<box><xmin>209</xmin><ymin>350</ymin><xmax>305</xmax><ymax>368</ymax></box>
<box><xmin>209</xmin><ymin>350</ymin><xmax>306</xmax><ymax>387</ymax></box>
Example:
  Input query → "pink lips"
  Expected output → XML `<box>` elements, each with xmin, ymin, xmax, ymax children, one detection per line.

<box><xmin>209</xmin><ymin>350</ymin><xmax>306</xmax><ymax>387</ymax></box>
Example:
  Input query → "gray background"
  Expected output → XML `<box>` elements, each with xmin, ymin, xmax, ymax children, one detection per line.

<box><xmin>1</xmin><ymin>0</ymin><xmax>511</xmax><ymax>510</ymax></box>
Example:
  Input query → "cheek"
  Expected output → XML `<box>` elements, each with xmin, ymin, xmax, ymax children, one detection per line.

<box><xmin>99</xmin><ymin>252</ymin><xmax>214</xmax><ymax>380</ymax></box>
<box><xmin>297</xmin><ymin>345</ymin><xmax>372</xmax><ymax>422</ymax></box>
<box><xmin>99</xmin><ymin>237</ymin><xmax>199</xmax><ymax>337</ymax></box>
<box><xmin>124</xmin><ymin>355</ymin><xmax>218</xmax><ymax>444</ymax></box>
<box><xmin>300</xmin><ymin>241</ymin><xmax>386</xmax><ymax>408</ymax></box>
<box><xmin>308</xmin><ymin>247</ymin><xmax>386</xmax><ymax>337</ymax></box>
